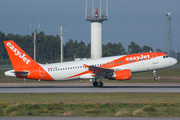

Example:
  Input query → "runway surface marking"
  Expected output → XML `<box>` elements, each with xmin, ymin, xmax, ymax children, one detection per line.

<box><xmin>0</xmin><ymin>86</ymin><xmax>180</xmax><ymax>93</ymax></box>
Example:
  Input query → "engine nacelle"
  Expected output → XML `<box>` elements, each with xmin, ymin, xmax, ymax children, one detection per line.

<box><xmin>108</xmin><ymin>69</ymin><xmax>131</xmax><ymax>81</ymax></box>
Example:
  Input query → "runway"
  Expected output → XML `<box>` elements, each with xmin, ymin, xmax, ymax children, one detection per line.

<box><xmin>0</xmin><ymin>83</ymin><xmax>180</xmax><ymax>93</ymax></box>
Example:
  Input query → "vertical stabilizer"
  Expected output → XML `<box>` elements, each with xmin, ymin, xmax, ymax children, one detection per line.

<box><xmin>4</xmin><ymin>40</ymin><xmax>38</xmax><ymax>70</ymax></box>
<box><xmin>4</xmin><ymin>40</ymin><xmax>54</xmax><ymax>81</ymax></box>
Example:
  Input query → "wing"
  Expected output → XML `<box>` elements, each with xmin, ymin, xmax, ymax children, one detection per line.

<box><xmin>83</xmin><ymin>64</ymin><xmax>114</xmax><ymax>77</ymax></box>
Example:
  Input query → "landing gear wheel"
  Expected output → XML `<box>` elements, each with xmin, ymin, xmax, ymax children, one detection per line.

<box><xmin>98</xmin><ymin>82</ymin><xmax>103</xmax><ymax>87</ymax></box>
<box><xmin>153</xmin><ymin>70</ymin><xmax>160</xmax><ymax>81</ymax></box>
<box><xmin>154</xmin><ymin>77</ymin><xmax>158</xmax><ymax>81</ymax></box>
<box><xmin>93</xmin><ymin>81</ymin><xmax>98</xmax><ymax>87</ymax></box>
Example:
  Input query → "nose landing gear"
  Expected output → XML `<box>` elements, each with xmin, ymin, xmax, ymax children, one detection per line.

<box><xmin>153</xmin><ymin>70</ymin><xmax>160</xmax><ymax>81</ymax></box>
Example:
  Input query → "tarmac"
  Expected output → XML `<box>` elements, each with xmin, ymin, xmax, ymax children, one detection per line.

<box><xmin>0</xmin><ymin>83</ymin><xmax>180</xmax><ymax>93</ymax></box>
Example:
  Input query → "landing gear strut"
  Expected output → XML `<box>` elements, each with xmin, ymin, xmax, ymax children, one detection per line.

<box><xmin>92</xmin><ymin>77</ymin><xmax>104</xmax><ymax>87</ymax></box>
<box><xmin>153</xmin><ymin>70</ymin><xmax>160</xmax><ymax>81</ymax></box>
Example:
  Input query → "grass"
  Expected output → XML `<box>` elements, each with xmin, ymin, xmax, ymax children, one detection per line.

<box><xmin>0</xmin><ymin>68</ymin><xmax>180</xmax><ymax>83</ymax></box>
<box><xmin>0</xmin><ymin>93</ymin><xmax>180</xmax><ymax>104</ymax></box>
<box><xmin>0</xmin><ymin>92</ymin><xmax>180</xmax><ymax>117</ymax></box>
<box><xmin>4</xmin><ymin>106</ymin><xmax>25</xmax><ymax>116</ymax></box>
<box><xmin>1</xmin><ymin>102</ymin><xmax>180</xmax><ymax>117</ymax></box>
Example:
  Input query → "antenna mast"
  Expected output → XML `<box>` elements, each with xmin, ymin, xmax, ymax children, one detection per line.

<box><xmin>163</xmin><ymin>12</ymin><xmax>176</xmax><ymax>56</ymax></box>
<box><xmin>30</xmin><ymin>23</ymin><xmax>40</xmax><ymax>61</ymax></box>
<box><xmin>60</xmin><ymin>26</ymin><xmax>63</xmax><ymax>62</ymax></box>
<box><xmin>33</xmin><ymin>28</ymin><xmax>37</xmax><ymax>61</ymax></box>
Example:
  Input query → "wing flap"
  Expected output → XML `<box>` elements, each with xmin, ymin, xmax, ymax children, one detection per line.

<box><xmin>83</xmin><ymin>64</ymin><xmax>114</xmax><ymax>76</ymax></box>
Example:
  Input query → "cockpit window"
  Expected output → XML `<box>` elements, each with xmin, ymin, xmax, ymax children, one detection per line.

<box><xmin>163</xmin><ymin>55</ymin><xmax>169</xmax><ymax>58</ymax></box>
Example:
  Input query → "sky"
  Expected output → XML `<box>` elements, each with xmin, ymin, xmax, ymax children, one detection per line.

<box><xmin>0</xmin><ymin>0</ymin><xmax>179</xmax><ymax>52</ymax></box>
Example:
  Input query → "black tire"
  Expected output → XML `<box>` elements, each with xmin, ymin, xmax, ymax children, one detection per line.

<box><xmin>98</xmin><ymin>82</ymin><xmax>103</xmax><ymax>87</ymax></box>
<box><xmin>93</xmin><ymin>81</ymin><xmax>98</xmax><ymax>87</ymax></box>
<box><xmin>154</xmin><ymin>77</ymin><xmax>158</xmax><ymax>81</ymax></box>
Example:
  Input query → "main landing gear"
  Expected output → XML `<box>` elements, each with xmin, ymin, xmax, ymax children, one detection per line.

<box><xmin>92</xmin><ymin>78</ymin><xmax>104</xmax><ymax>87</ymax></box>
<box><xmin>153</xmin><ymin>70</ymin><xmax>160</xmax><ymax>81</ymax></box>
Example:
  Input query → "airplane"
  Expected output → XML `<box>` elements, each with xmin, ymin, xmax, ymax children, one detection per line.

<box><xmin>4</xmin><ymin>40</ymin><xmax>177</xmax><ymax>87</ymax></box>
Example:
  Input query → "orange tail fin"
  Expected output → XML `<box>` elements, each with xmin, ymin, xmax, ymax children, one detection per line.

<box><xmin>4</xmin><ymin>40</ymin><xmax>54</xmax><ymax>81</ymax></box>
<box><xmin>4</xmin><ymin>40</ymin><xmax>38</xmax><ymax>70</ymax></box>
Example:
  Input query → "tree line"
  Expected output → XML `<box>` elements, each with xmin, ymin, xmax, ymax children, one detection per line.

<box><xmin>0</xmin><ymin>31</ymin><xmax>179</xmax><ymax>64</ymax></box>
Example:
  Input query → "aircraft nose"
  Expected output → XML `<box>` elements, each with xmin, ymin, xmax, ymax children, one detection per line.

<box><xmin>174</xmin><ymin>58</ymin><xmax>178</xmax><ymax>65</ymax></box>
<box><xmin>171</xmin><ymin>58</ymin><xmax>177</xmax><ymax>65</ymax></box>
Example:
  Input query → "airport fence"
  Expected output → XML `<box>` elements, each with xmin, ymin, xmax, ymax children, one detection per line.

<box><xmin>172</xmin><ymin>64</ymin><xmax>180</xmax><ymax>68</ymax></box>
<box><xmin>0</xmin><ymin>65</ymin><xmax>13</xmax><ymax>70</ymax></box>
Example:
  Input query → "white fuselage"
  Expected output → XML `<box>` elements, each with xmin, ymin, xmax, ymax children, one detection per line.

<box><xmin>40</xmin><ymin>54</ymin><xmax>177</xmax><ymax>81</ymax></box>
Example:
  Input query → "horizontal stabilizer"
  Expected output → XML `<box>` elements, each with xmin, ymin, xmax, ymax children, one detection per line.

<box><xmin>14</xmin><ymin>71</ymin><xmax>30</xmax><ymax>76</ymax></box>
<box><xmin>4</xmin><ymin>69</ymin><xmax>29</xmax><ymax>77</ymax></box>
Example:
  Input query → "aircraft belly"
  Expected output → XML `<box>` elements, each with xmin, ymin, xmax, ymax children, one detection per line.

<box><xmin>48</xmin><ymin>68</ymin><xmax>91</xmax><ymax>80</ymax></box>
<box><xmin>80</xmin><ymin>73</ymin><xmax>94</xmax><ymax>79</ymax></box>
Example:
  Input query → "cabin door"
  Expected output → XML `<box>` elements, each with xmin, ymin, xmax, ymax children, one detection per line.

<box><xmin>39</xmin><ymin>67</ymin><xmax>45</xmax><ymax>77</ymax></box>
<box><xmin>152</xmin><ymin>53</ymin><xmax>158</xmax><ymax>64</ymax></box>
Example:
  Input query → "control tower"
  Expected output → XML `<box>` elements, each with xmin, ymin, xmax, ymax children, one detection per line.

<box><xmin>85</xmin><ymin>0</ymin><xmax>108</xmax><ymax>59</ymax></box>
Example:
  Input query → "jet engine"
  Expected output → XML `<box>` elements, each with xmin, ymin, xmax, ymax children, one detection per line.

<box><xmin>108</xmin><ymin>69</ymin><xmax>131</xmax><ymax>80</ymax></box>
